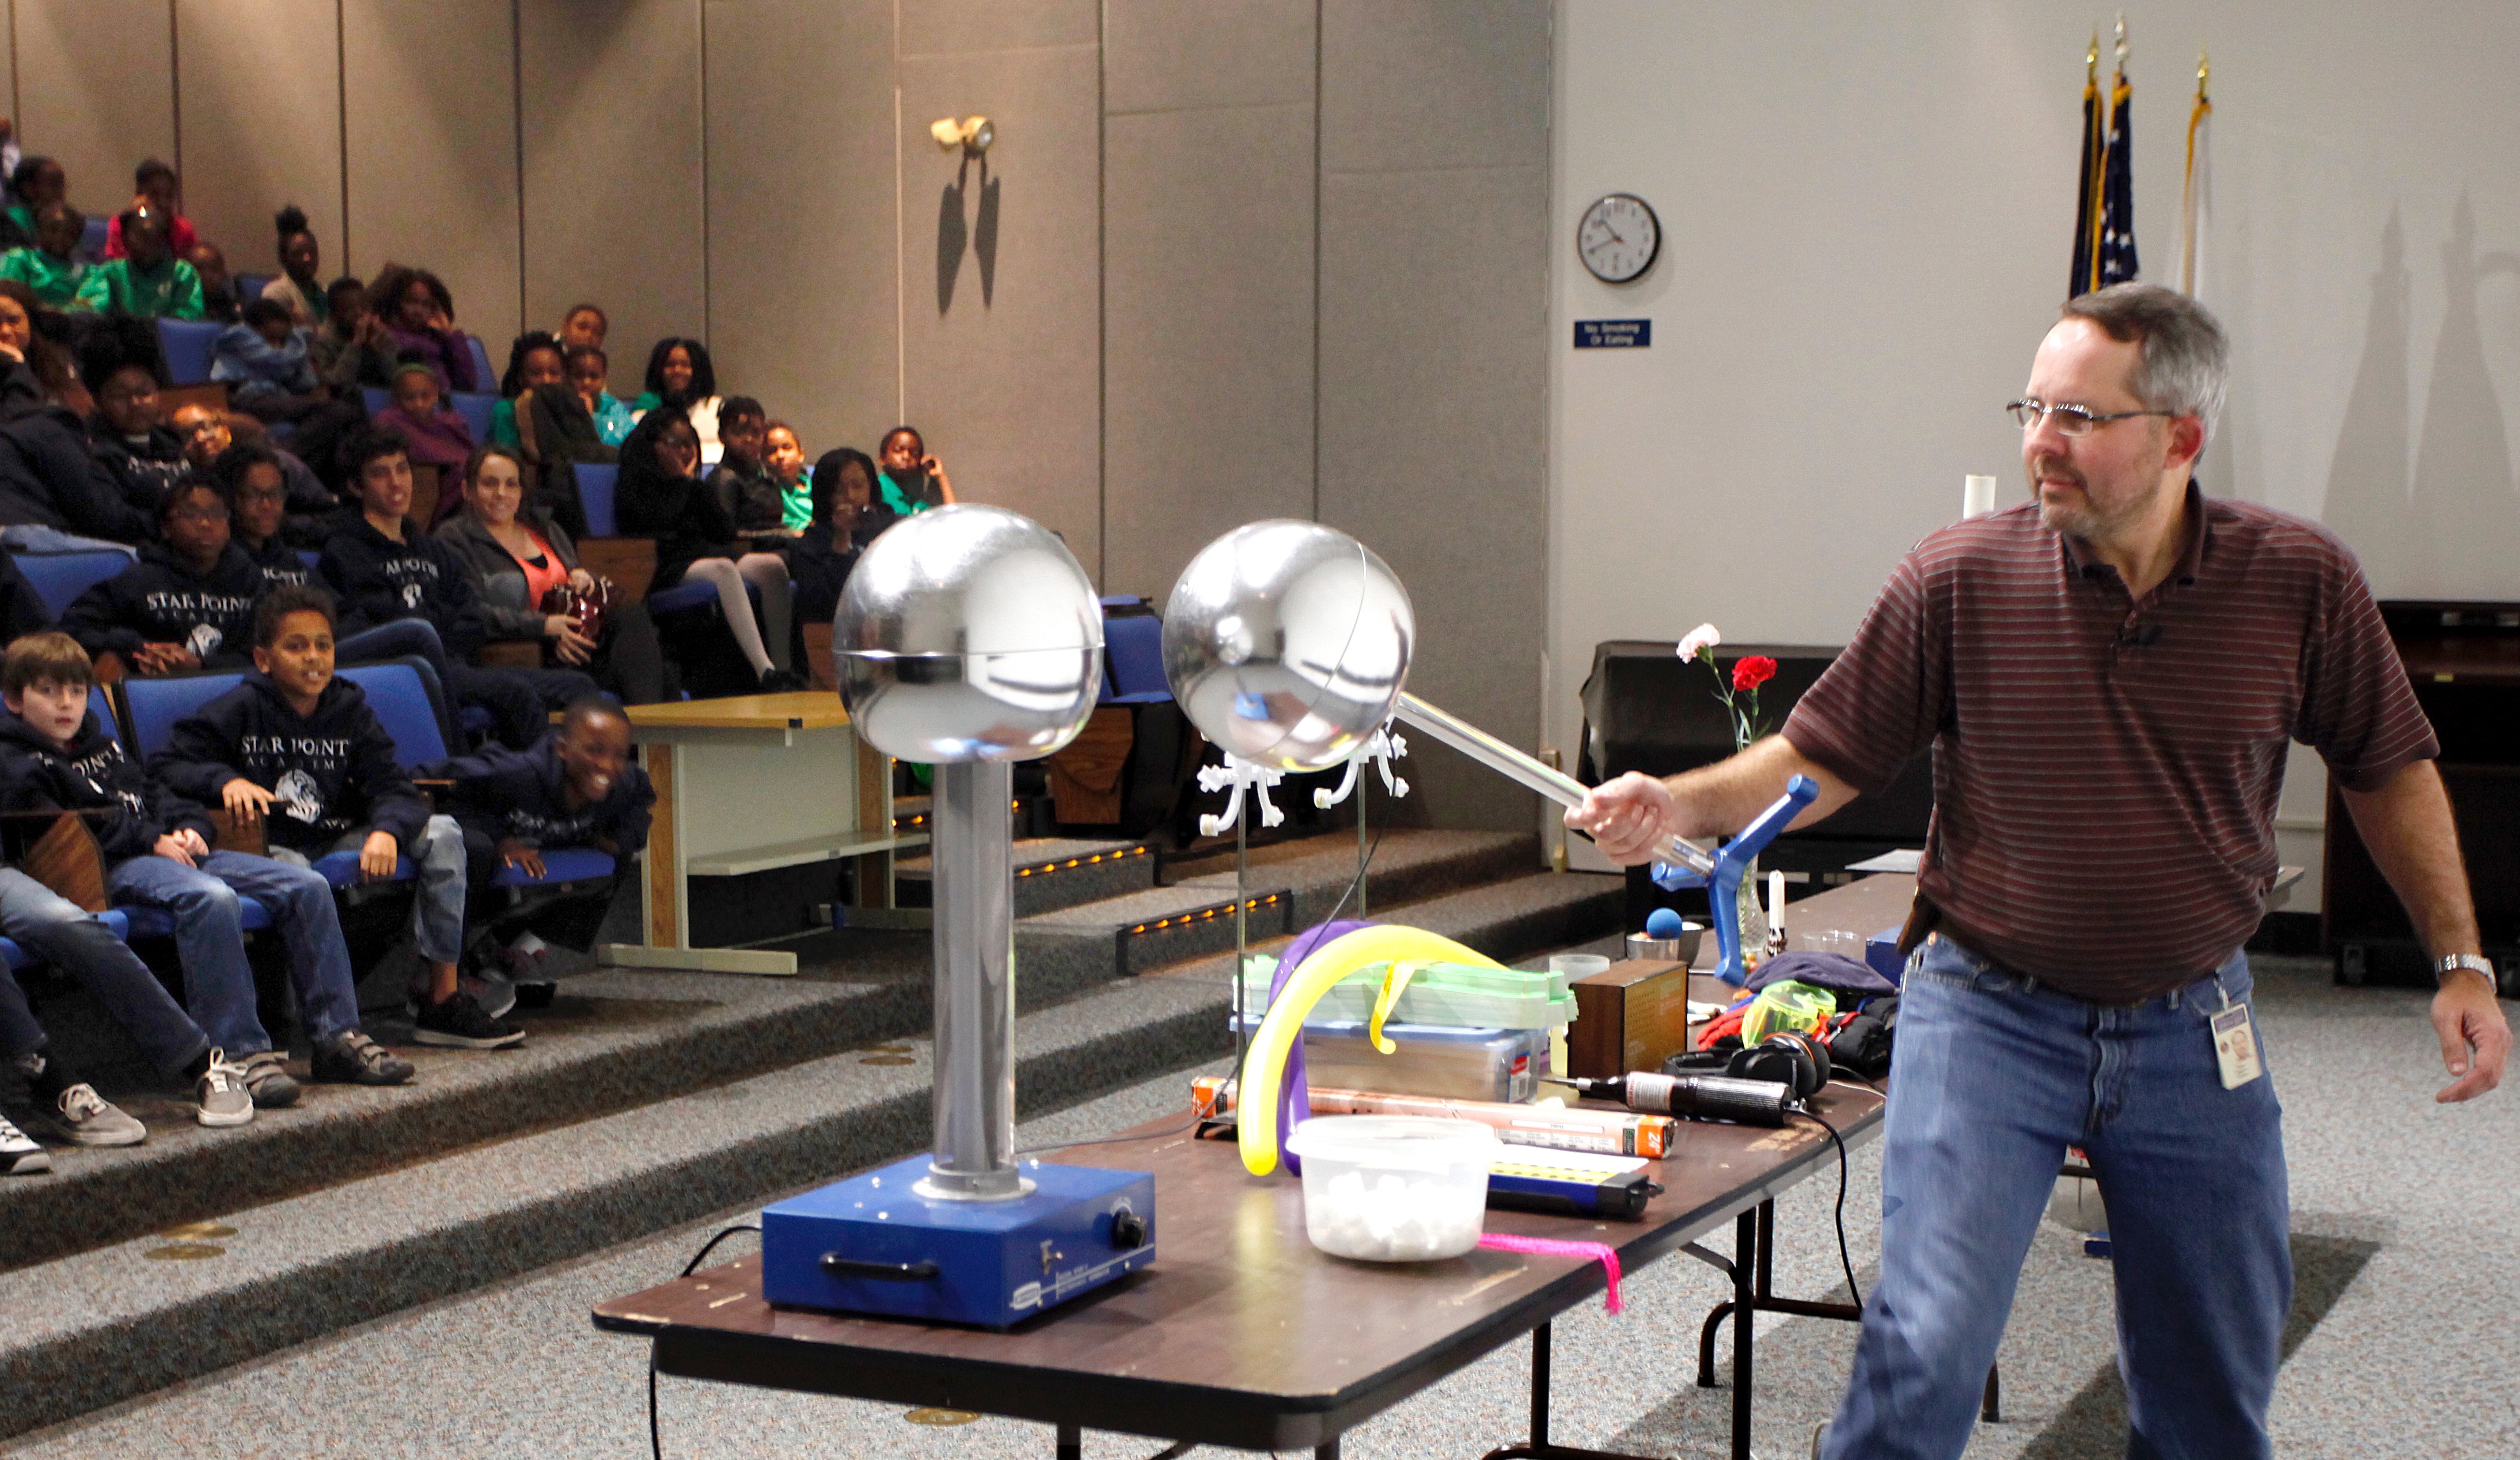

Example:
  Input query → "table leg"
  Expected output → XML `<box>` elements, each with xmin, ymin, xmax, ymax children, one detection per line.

<box><xmin>1056</xmin><ymin>1420</ymin><xmax>1081</xmax><ymax>1460</ymax></box>
<box><xmin>1982</xmin><ymin>1363</ymin><xmax>2001</xmax><ymax>1423</ymax></box>
<box><xmin>1478</xmin><ymin>1318</ymin><xmax>1666</xmax><ymax>1460</ymax></box>
<box><xmin>1732</xmin><ymin>1207</ymin><xmax>1755</xmax><ymax>1460</ymax></box>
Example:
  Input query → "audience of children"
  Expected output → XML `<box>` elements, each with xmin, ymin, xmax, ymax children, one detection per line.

<box><xmin>188</xmin><ymin>241</ymin><xmax>240</xmax><ymax>324</ymax></box>
<box><xmin>0</xmin><ymin>632</ymin><xmax>413</xmax><ymax>1112</ymax></box>
<box><xmin>103</xmin><ymin>160</ymin><xmax>199</xmax><ymax>260</ymax></box>
<box><xmin>875</xmin><ymin>425</ymin><xmax>955</xmax><ymax>514</ymax></box>
<box><xmin>61</xmin><ymin>476</ymin><xmax>262</xmax><ymax>675</ymax></box>
<box><xmin>321</xmin><ymin>425</ymin><xmax>597</xmax><ymax>748</ymax></box>
<box><xmin>79</xmin><ymin>318</ymin><xmax>190</xmax><ymax>523</ymax></box>
<box><xmin>764</xmin><ymin>421</ymin><xmax>811</xmax><ymax>531</ymax></box>
<box><xmin>614</xmin><ymin>407</ymin><xmax>799</xmax><ymax>692</ymax></box>
<box><xmin>0</xmin><ymin>203</ymin><xmax>84</xmax><ymax>307</ymax></box>
<box><xmin>153</xmin><ymin>585</ymin><xmax>521</xmax><ymax>1050</ymax></box>
<box><xmin>632</xmin><ymin>338</ymin><xmax>723</xmax><ymax>465</ymax></box>
<box><xmin>259</xmin><ymin>206</ymin><xmax>329</xmax><ymax>329</ymax></box>
<box><xmin>371</xmin><ymin>361</ymin><xmax>477</xmax><ymax>480</ymax></box>
<box><xmin>491</xmin><ymin>332</ymin><xmax>564</xmax><ymax>457</ymax></box>
<box><xmin>436</xmin><ymin>444</ymin><xmax>669</xmax><ymax>704</ymax></box>
<box><xmin>367</xmin><ymin>264</ymin><xmax>479</xmax><ymax>393</ymax></box>
<box><xmin>214</xmin><ymin>444</ymin><xmax>314</xmax><ymax>584</ymax></box>
<box><xmin>527</xmin><ymin>345</ymin><xmax>636</xmax><ymax>463</ymax></box>
<box><xmin>557</xmin><ymin>304</ymin><xmax>607</xmax><ymax>354</ymax></box>
<box><xmin>788</xmin><ymin>447</ymin><xmax>879</xmax><ymax>624</ymax></box>
<box><xmin>74</xmin><ymin>208</ymin><xmax>204</xmax><ymax>320</ymax></box>
<box><xmin>2</xmin><ymin>155</ymin><xmax>67</xmax><ymax>248</ymax></box>
<box><xmin>310</xmin><ymin>276</ymin><xmax>395</xmax><ymax>391</ymax></box>
<box><xmin>436</xmin><ymin>698</ymin><xmax>651</xmax><ymax>1007</ymax></box>
<box><xmin>706</xmin><ymin>396</ymin><xmax>791</xmax><ymax>543</ymax></box>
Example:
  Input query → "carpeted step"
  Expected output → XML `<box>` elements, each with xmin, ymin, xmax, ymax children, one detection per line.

<box><xmin>894</xmin><ymin>837</ymin><xmax>1157</xmax><ymax>915</ymax></box>
<box><xmin>0</xmin><ymin>972</ymin><xmax>1236</xmax><ymax>1444</ymax></box>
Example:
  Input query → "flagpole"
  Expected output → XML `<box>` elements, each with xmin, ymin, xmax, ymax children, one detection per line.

<box><xmin>2180</xmin><ymin>51</ymin><xmax>2212</xmax><ymax>298</ymax></box>
<box><xmin>2073</xmin><ymin>30</ymin><xmax>2102</xmax><ymax>298</ymax></box>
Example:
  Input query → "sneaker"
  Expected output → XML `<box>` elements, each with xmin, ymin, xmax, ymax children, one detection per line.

<box><xmin>195</xmin><ymin>1051</ymin><xmax>255</xmax><ymax>1127</ymax></box>
<box><xmin>311</xmin><ymin>1031</ymin><xmax>416</xmax><ymax>1086</ymax></box>
<box><xmin>405</xmin><ymin>971</ymin><xmax>515</xmax><ymax>1021</ymax></box>
<box><xmin>413</xmin><ymin>991</ymin><xmax>526</xmax><ymax>1050</ymax></box>
<box><xmin>513</xmin><ymin>981</ymin><xmax>557</xmax><ymax>1010</ymax></box>
<box><xmin>1</xmin><ymin>1112</ymin><xmax>50</xmax><ymax>1174</ymax></box>
<box><xmin>238</xmin><ymin>1050</ymin><xmax>302</xmax><ymax>1109</ymax></box>
<box><xmin>30</xmin><ymin>1083</ymin><xmax>147</xmax><ymax>1147</ymax></box>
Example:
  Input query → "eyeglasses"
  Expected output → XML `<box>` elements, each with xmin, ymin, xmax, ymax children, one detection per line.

<box><xmin>2006</xmin><ymin>398</ymin><xmax>2174</xmax><ymax>436</ymax></box>
<box><xmin>168</xmin><ymin>504</ymin><xmax>230</xmax><ymax>524</ymax></box>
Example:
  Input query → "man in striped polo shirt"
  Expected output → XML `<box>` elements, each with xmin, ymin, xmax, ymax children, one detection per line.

<box><xmin>1569</xmin><ymin>282</ymin><xmax>2508</xmax><ymax>1460</ymax></box>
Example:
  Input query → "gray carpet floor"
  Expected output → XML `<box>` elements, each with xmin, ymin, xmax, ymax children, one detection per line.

<box><xmin>7</xmin><ymin>953</ymin><xmax>2512</xmax><ymax>1459</ymax></box>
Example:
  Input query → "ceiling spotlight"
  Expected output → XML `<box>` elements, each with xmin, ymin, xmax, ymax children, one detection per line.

<box><xmin>930</xmin><ymin>116</ymin><xmax>995</xmax><ymax>155</ymax></box>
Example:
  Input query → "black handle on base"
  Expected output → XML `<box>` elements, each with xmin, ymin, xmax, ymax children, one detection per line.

<box><xmin>819</xmin><ymin>1253</ymin><xmax>940</xmax><ymax>1282</ymax></box>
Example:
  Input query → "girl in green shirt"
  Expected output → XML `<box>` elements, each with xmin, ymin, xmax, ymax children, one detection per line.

<box><xmin>0</xmin><ymin>204</ymin><xmax>85</xmax><ymax>307</ymax></box>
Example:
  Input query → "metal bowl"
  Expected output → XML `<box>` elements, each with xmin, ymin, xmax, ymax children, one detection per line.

<box><xmin>1160</xmin><ymin>520</ymin><xmax>1414</xmax><ymax>772</ymax></box>
<box><xmin>833</xmin><ymin>504</ymin><xmax>1103</xmax><ymax>763</ymax></box>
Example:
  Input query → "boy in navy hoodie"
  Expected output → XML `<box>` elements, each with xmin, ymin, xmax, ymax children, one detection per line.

<box><xmin>437</xmin><ymin>698</ymin><xmax>652</xmax><ymax>1005</ymax></box>
<box><xmin>59</xmin><ymin>474</ymin><xmax>262</xmax><ymax>675</ymax></box>
<box><xmin>0</xmin><ymin>632</ymin><xmax>412</xmax><ymax>1103</ymax></box>
<box><xmin>152</xmin><ymin>584</ymin><xmax>519</xmax><ymax>1049</ymax></box>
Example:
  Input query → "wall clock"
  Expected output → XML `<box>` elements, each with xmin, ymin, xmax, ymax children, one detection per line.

<box><xmin>1577</xmin><ymin>193</ymin><xmax>1661</xmax><ymax>283</ymax></box>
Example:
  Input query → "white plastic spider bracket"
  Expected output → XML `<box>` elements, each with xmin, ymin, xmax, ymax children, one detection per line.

<box><xmin>1312</xmin><ymin>724</ymin><xmax>1411</xmax><ymax>809</ymax></box>
<box><xmin>1198</xmin><ymin>755</ymin><xmax>1288</xmax><ymax>837</ymax></box>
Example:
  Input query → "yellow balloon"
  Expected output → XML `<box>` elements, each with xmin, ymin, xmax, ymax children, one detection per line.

<box><xmin>1237</xmin><ymin>926</ymin><xmax>1504</xmax><ymax>1175</ymax></box>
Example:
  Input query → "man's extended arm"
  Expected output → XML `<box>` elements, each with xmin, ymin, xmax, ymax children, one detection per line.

<box><xmin>2336</xmin><ymin>758</ymin><xmax>2509</xmax><ymax>1102</ymax></box>
<box><xmin>1564</xmin><ymin>735</ymin><xmax>1862</xmax><ymax>864</ymax></box>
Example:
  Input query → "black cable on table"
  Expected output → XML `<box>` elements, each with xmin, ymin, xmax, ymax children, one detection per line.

<box><xmin>652</xmin><ymin>1223</ymin><xmax>762</xmax><ymax>1460</ymax></box>
<box><xmin>1794</xmin><ymin>1108</ymin><xmax>1864</xmax><ymax>1315</ymax></box>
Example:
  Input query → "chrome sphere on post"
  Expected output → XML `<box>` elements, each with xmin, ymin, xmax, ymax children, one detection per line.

<box><xmin>1160</xmin><ymin>520</ymin><xmax>1414</xmax><ymax>773</ymax></box>
<box><xmin>832</xmin><ymin>504</ymin><xmax>1102</xmax><ymax>1202</ymax></box>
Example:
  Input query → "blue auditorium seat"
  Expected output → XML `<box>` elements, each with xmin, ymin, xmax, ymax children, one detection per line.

<box><xmin>494</xmin><ymin>846</ymin><xmax>614</xmax><ymax>889</ymax></box>
<box><xmin>156</xmin><ymin>319</ymin><xmax>223</xmax><ymax>386</ymax></box>
<box><xmin>119</xmin><ymin>673</ymin><xmax>238</xmax><ymax>758</ymax></box>
<box><xmin>0</xmin><ymin>938</ymin><xmax>25</xmax><ymax>972</ymax></box>
<box><xmin>450</xmin><ymin>391</ymin><xmax>497</xmax><ymax>442</ymax></box>
<box><xmin>77</xmin><ymin>216</ymin><xmax>107</xmax><ymax>261</ymax></box>
<box><xmin>234</xmin><ymin>272</ymin><xmax>271</xmax><ymax>302</ymax></box>
<box><xmin>336</xmin><ymin>663</ymin><xmax>450</xmax><ymax>766</ymax></box>
<box><xmin>87</xmin><ymin>685</ymin><xmax>118</xmax><ymax>744</ymax></box>
<box><xmin>1099</xmin><ymin>613</ymin><xmax>1172</xmax><ymax>706</ymax></box>
<box><xmin>14</xmin><ymin>551</ymin><xmax>131</xmax><ymax>618</ymax></box>
<box><xmin>575</xmin><ymin>463</ymin><xmax>619</xmax><ymax>537</ymax></box>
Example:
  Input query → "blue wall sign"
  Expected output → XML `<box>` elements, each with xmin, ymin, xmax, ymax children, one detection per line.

<box><xmin>1574</xmin><ymin>318</ymin><xmax>1651</xmax><ymax>348</ymax></box>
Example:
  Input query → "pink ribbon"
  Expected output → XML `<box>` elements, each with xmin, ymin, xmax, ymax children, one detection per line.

<box><xmin>1476</xmin><ymin>1233</ymin><xmax>1624</xmax><ymax>1315</ymax></box>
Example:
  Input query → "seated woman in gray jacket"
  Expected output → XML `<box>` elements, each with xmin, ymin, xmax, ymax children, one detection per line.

<box><xmin>433</xmin><ymin>444</ymin><xmax>669</xmax><ymax>705</ymax></box>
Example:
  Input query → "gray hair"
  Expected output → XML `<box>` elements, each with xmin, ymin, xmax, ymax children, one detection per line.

<box><xmin>2060</xmin><ymin>282</ymin><xmax>2229</xmax><ymax>451</ymax></box>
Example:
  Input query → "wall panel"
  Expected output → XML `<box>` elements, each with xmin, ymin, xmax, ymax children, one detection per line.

<box><xmin>341</xmin><ymin>0</ymin><xmax>520</xmax><ymax>347</ymax></box>
<box><xmin>13</xmin><ymin>0</ymin><xmax>175</xmax><ymax>220</ymax></box>
<box><xmin>898</xmin><ymin>41</ymin><xmax>1102</xmax><ymax>573</ymax></box>
<box><xmin>1103</xmin><ymin>0</ymin><xmax>1311</xmax><ymax>115</ymax></box>
<box><xmin>521</xmin><ymin>0</ymin><xmax>705</xmax><ymax>395</ymax></box>
<box><xmin>1102</xmin><ymin>103</ymin><xmax>1314</xmax><ymax>596</ymax></box>
<box><xmin>174</xmin><ymin>0</ymin><xmax>340</xmax><ymax>284</ymax></box>
<box><xmin>701</xmin><ymin>0</ymin><xmax>897</xmax><ymax>458</ymax></box>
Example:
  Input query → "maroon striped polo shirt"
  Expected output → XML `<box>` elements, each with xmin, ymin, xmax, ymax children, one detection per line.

<box><xmin>1782</xmin><ymin>484</ymin><xmax>2437</xmax><ymax>1002</ymax></box>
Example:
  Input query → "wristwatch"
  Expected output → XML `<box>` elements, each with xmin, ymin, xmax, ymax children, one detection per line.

<box><xmin>2436</xmin><ymin>953</ymin><xmax>2500</xmax><ymax>996</ymax></box>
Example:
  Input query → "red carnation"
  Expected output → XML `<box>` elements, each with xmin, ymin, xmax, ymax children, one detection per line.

<box><xmin>1732</xmin><ymin>655</ymin><xmax>1777</xmax><ymax>693</ymax></box>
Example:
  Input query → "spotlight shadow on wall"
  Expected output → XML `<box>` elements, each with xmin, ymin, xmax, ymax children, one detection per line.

<box><xmin>936</xmin><ymin>155</ymin><xmax>1002</xmax><ymax>314</ymax></box>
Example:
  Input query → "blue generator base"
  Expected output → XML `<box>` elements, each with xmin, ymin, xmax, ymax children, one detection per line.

<box><xmin>761</xmin><ymin>1155</ymin><xmax>1156</xmax><ymax>1328</ymax></box>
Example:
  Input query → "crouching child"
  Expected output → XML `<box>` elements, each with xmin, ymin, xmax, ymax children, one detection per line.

<box><xmin>436</xmin><ymin>699</ymin><xmax>651</xmax><ymax>1007</ymax></box>
<box><xmin>0</xmin><ymin>632</ymin><xmax>412</xmax><ymax>1108</ymax></box>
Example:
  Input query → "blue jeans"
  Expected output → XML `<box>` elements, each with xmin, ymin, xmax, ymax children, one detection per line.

<box><xmin>0</xmin><ymin>868</ymin><xmax>208</xmax><ymax>1074</ymax></box>
<box><xmin>1821</xmin><ymin>937</ymin><xmax>2290</xmax><ymax>1460</ymax></box>
<box><xmin>108</xmin><ymin>851</ymin><xmax>365</xmax><ymax>1054</ymax></box>
<box><xmin>270</xmin><ymin>815</ymin><xmax>468</xmax><ymax>965</ymax></box>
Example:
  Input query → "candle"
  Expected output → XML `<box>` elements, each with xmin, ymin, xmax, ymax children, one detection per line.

<box><xmin>1963</xmin><ymin>474</ymin><xmax>1997</xmax><ymax>519</ymax></box>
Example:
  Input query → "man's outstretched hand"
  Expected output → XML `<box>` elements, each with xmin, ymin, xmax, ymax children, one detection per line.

<box><xmin>2432</xmin><ymin>978</ymin><xmax>2510</xmax><ymax>1103</ymax></box>
<box><xmin>1564</xmin><ymin>772</ymin><xmax>1679</xmax><ymax>866</ymax></box>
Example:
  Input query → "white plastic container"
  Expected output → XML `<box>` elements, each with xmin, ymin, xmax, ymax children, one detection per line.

<box><xmin>1282</xmin><ymin>1115</ymin><xmax>1496</xmax><ymax>1262</ymax></box>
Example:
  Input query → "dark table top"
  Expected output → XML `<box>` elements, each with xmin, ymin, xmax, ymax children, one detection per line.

<box><xmin>595</xmin><ymin>875</ymin><xmax>1911</xmax><ymax>1448</ymax></box>
<box><xmin>595</xmin><ymin>1085</ymin><xmax>1884</xmax><ymax>1450</ymax></box>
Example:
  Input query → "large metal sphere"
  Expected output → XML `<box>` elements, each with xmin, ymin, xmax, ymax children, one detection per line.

<box><xmin>1162</xmin><ymin>520</ymin><xmax>1414</xmax><ymax>772</ymax></box>
<box><xmin>833</xmin><ymin>504</ymin><xmax>1103</xmax><ymax>763</ymax></box>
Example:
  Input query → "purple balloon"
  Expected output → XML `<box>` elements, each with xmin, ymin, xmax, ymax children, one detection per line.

<box><xmin>1266</xmin><ymin>919</ymin><xmax>1373</xmax><ymax>1173</ymax></box>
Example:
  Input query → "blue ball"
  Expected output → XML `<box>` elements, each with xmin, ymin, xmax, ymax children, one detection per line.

<box><xmin>1644</xmin><ymin>907</ymin><xmax>1686</xmax><ymax>938</ymax></box>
